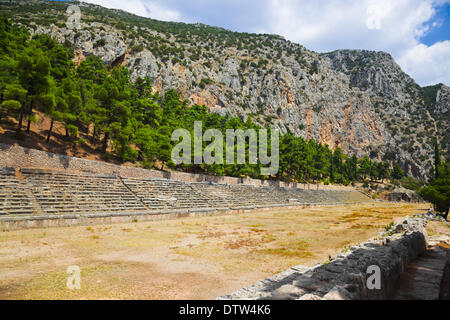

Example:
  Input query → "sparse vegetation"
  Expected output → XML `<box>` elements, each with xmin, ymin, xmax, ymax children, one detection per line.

<box><xmin>0</xmin><ymin>202</ymin><xmax>427</xmax><ymax>299</ymax></box>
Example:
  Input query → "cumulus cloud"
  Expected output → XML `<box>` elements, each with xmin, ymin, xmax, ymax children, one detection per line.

<box><xmin>82</xmin><ymin>0</ymin><xmax>181</xmax><ymax>22</ymax></box>
<box><xmin>263</xmin><ymin>0</ymin><xmax>434</xmax><ymax>52</ymax></box>
<box><xmin>366</xmin><ymin>2</ymin><xmax>393</xmax><ymax>30</ymax></box>
<box><xmin>80</xmin><ymin>0</ymin><xmax>450</xmax><ymax>86</ymax></box>
<box><xmin>398</xmin><ymin>41</ymin><xmax>450</xmax><ymax>85</ymax></box>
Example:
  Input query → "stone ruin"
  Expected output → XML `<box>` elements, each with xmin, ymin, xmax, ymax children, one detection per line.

<box><xmin>0</xmin><ymin>167</ymin><xmax>371</xmax><ymax>231</ymax></box>
<box><xmin>388</xmin><ymin>186</ymin><xmax>421</xmax><ymax>202</ymax></box>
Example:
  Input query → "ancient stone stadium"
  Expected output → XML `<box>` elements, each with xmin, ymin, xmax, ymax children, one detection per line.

<box><xmin>0</xmin><ymin>167</ymin><xmax>370</xmax><ymax>228</ymax></box>
<box><xmin>0</xmin><ymin>144</ymin><xmax>448</xmax><ymax>301</ymax></box>
<box><xmin>0</xmin><ymin>0</ymin><xmax>449</xmax><ymax>304</ymax></box>
<box><xmin>0</xmin><ymin>144</ymin><xmax>371</xmax><ymax>230</ymax></box>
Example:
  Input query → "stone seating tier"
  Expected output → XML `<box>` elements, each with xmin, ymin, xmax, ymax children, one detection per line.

<box><xmin>0</xmin><ymin>167</ymin><xmax>371</xmax><ymax>216</ymax></box>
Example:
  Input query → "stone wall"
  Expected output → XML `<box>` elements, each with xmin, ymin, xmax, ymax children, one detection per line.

<box><xmin>218</xmin><ymin>216</ymin><xmax>428</xmax><ymax>300</ymax></box>
<box><xmin>0</xmin><ymin>142</ymin><xmax>354</xmax><ymax>191</ymax></box>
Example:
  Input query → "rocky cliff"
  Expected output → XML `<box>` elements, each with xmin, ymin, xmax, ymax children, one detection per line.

<box><xmin>1</xmin><ymin>0</ymin><xmax>449</xmax><ymax>178</ymax></box>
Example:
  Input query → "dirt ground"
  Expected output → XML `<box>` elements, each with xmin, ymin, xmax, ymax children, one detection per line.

<box><xmin>0</xmin><ymin>111</ymin><xmax>124</xmax><ymax>164</ymax></box>
<box><xmin>0</xmin><ymin>202</ymin><xmax>430</xmax><ymax>300</ymax></box>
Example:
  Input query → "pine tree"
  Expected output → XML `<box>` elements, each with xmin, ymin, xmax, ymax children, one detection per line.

<box><xmin>420</xmin><ymin>163</ymin><xmax>449</xmax><ymax>220</ymax></box>
<box><xmin>392</xmin><ymin>163</ymin><xmax>404</xmax><ymax>180</ymax></box>
<box><xmin>358</xmin><ymin>156</ymin><xmax>371</xmax><ymax>181</ymax></box>
<box><xmin>434</xmin><ymin>139</ymin><xmax>441</xmax><ymax>179</ymax></box>
<box><xmin>15</xmin><ymin>45</ymin><xmax>52</xmax><ymax>135</ymax></box>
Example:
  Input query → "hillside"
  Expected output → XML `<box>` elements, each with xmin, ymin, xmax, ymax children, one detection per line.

<box><xmin>0</xmin><ymin>0</ymin><xmax>449</xmax><ymax>179</ymax></box>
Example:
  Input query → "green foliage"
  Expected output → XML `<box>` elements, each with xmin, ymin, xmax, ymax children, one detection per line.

<box><xmin>93</xmin><ymin>38</ymin><xmax>106</xmax><ymax>48</ymax></box>
<box><xmin>398</xmin><ymin>176</ymin><xmax>425</xmax><ymax>191</ymax></box>
<box><xmin>392</xmin><ymin>164</ymin><xmax>404</xmax><ymax>180</ymax></box>
<box><xmin>309</xmin><ymin>61</ymin><xmax>319</xmax><ymax>75</ymax></box>
<box><xmin>420</xmin><ymin>163</ymin><xmax>449</xmax><ymax>218</ymax></box>
<box><xmin>384</xmin><ymin>221</ymin><xmax>394</xmax><ymax>232</ymax></box>
<box><xmin>421</xmin><ymin>84</ymin><xmax>442</xmax><ymax>111</ymax></box>
<box><xmin>1</xmin><ymin>99</ymin><xmax>20</xmax><ymax>109</ymax></box>
<box><xmin>131</xmin><ymin>43</ymin><xmax>144</xmax><ymax>53</ymax></box>
<box><xmin>434</xmin><ymin>139</ymin><xmax>441</xmax><ymax>179</ymax></box>
<box><xmin>199</xmin><ymin>78</ymin><xmax>213</xmax><ymax>89</ymax></box>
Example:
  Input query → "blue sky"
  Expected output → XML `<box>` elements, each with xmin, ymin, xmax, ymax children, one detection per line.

<box><xmin>64</xmin><ymin>0</ymin><xmax>450</xmax><ymax>86</ymax></box>
<box><xmin>420</xmin><ymin>3</ymin><xmax>450</xmax><ymax>45</ymax></box>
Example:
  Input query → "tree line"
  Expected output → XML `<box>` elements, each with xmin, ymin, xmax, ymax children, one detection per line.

<box><xmin>1</xmin><ymin>17</ymin><xmax>407</xmax><ymax>185</ymax></box>
<box><xmin>419</xmin><ymin>143</ymin><xmax>449</xmax><ymax>219</ymax></box>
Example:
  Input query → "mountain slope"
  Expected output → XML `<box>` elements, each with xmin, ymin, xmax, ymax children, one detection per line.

<box><xmin>1</xmin><ymin>0</ymin><xmax>448</xmax><ymax>178</ymax></box>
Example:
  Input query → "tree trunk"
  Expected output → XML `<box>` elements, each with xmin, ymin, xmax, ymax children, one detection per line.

<box><xmin>16</xmin><ymin>106</ymin><xmax>24</xmax><ymax>135</ymax></box>
<box><xmin>102</xmin><ymin>132</ymin><xmax>109</xmax><ymax>153</ymax></box>
<box><xmin>0</xmin><ymin>92</ymin><xmax>3</xmax><ymax>122</ymax></box>
<box><xmin>93</xmin><ymin>125</ymin><xmax>97</xmax><ymax>140</ymax></box>
<box><xmin>25</xmin><ymin>102</ymin><xmax>33</xmax><ymax>134</ymax></box>
<box><xmin>26</xmin><ymin>118</ymin><xmax>31</xmax><ymax>133</ymax></box>
<box><xmin>46</xmin><ymin>118</ymin><xmax>54</xmax><ymax>143</ymax></box>
<box><xmin>80</xmin><ymin>85</ymin><xmax>86</xmax><ymax>108</ymax></box>
<box><xmin>444</xmin><ymin>208</ymin><xmax>449</xmax><ymax>221</ymax></box>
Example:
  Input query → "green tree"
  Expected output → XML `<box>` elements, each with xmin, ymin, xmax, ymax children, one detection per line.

<box><xmin>95</xmin><ymin>67</ymin><xmax>133</xmax><ymax>156</ymax></box>
<box><xmin>377</xmin><ymin>162</ymin><xmax>390</xmax><ymax>183</ymax></box>
<box><xmin>358</xmin><ymin>156</ymin><xmax>371</xmax><ymax>181</ymax></box>
<box><xmin>392</xmin><ymin>163</ymin><xmax>404</xmax><ymax>180</ymax></box>
<box><xmin>76</xmin><ymin>56</ymin><xmax>108</xmax><ymax>142</ymax></box>
<box><xmin>135</xmin><ymin>126</ymin><xmax>158</xmax><ymax>168</ymax></box>
<box><xmin>0</xmin><ymin>17</ymin><xmax>28</xmax><ymax>112</ymax></box>
<box><xmin>47</xmin><ymin>76</ymin><xmax>81</xmax><ymax>143</ymax></box>
<box><xmin>155</xmin><ymin>125</ymin><xmax>172</xmax><ymax>170</ymax></box>
<box><xmin>347</xmin><ymin>154</ymin><xmax>358</xmax><ymax>181</ymax></box>
<box><xmin>1</xmin><ymin>84</ymin><xmax>27</xmax><ymax>122</ymax></box>
<box><xmin>420</xmin><ymin>163</ymin><xmax>449</xmax><ymax>220</ymax></box>
<box><xmin>15</xmin><ymin>44</ymin><xmax>52</xmax><ymax>135</ymax></box>
<box><xmin>434</xmin><ymin>139</ymin><xmax>441</xmax><ymax>179</ymax></box>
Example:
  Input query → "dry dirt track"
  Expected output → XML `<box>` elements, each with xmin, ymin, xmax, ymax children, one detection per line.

<box><xmin>0</xmin><ymin>202</ymin><xmax>429</xmax><ymax>299</ymax></box>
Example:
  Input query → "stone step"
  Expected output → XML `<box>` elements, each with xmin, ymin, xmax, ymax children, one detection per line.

<box><xmin>1</xmin><ymin>167</ymin><xmax>371</xmax><ymax>218</ymax></box>
<box><xmin>0</xmin><ymin>209</ymin><xmax>36</xmax><ymax>215</ymax></box>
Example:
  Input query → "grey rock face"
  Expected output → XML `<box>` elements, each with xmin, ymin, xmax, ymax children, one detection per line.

<box><xmin>435</xmin><ymin>84</ymin><xmax>450</xmax><ymax>114</ymax></box>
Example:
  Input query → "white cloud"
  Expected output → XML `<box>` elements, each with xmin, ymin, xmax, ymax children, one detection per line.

<box><xmin>366</xmin><ymin>1</ymin><xmax>394</xmax><ymax>30</ymax></box>
<box><xmin>263</xmin><ymin>0</ymin><xmax>436</xmax><ymax>53</ymax></box>
<box><xmin>398</xmin><ymin>41</ymin><xmax>450</xmax><ymax>85</ymax></box>
<box><xmin>82</xmin><ymin>0</ymin><xmax>181</xmax><ymax>22</ymax></box>
<box><xmin>143</xmin><ymin>2</ymin><xmax>181</xmax><ymax>21</ymax></box>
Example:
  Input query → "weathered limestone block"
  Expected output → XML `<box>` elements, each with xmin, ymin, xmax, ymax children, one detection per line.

<box><xmin>323</xmin><ymin>286</ymin><xmax>354</xmax><ymax>300</ymax></box>
<box><xmin>271</xmin><ymin>285</ymin><xmax>306</xmax><ymax>300</ymax></box>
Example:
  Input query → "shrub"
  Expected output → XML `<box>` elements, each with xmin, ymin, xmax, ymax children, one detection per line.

<box><xmin>131</xmin><ymin>43</ymin><xmax>144</xmax><ymax>53</ymax></box>
<box><xmin>199</xmin><ymin>78</ymin><xmax>213</xmax><ymax>88</ymax></box>
<box><xmin>93</xmin><ymin>38</ymin><xmax>106</xmax><ymax>48</ymax></box>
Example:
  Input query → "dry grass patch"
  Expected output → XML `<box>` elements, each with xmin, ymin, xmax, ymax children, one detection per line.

<box><xmin>0</xmin><ymin>202</ymin><xmax>428</xmax><ymax>299</ymax></box>
<box><xmin>426</xmin><ymin>220</ymin><xmax>450</xmax><ymax>237</ymax></box>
